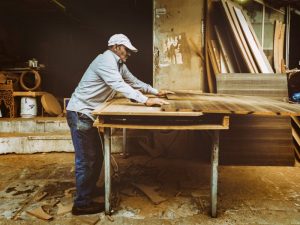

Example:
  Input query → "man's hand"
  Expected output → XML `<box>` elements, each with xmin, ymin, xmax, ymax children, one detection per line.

<box><xmin>145</xmin><ymin>98</ymin><xmax>169</xmax><ymax>107</ymax></box>
<box><xmin>157</xmin><ymin>90</ymin><xmax>175</xmax><ymax>97</ymax></box>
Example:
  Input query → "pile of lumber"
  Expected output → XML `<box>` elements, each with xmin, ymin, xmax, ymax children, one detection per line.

<box><xmin>204</xmin><ymin>0</ymin><xmax>295</xmax><ymax>165</ymax></box>
<box><xmin>205</xmin><ymin>0</ymin><xmax>286</xmax><ymax>93</ymax></box>
<box><xmin>215</xmin><ymin>74</ymin><xmax>294</xmax><ymax>166</ymax></box>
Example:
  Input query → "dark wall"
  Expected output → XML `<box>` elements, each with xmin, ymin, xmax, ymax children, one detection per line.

<box><xmin>0</xmin><ymin>0</ymin><xmax>153</xmax><ymax>98</ymax></box>
<box><xmin>290</xmin><ymin>11</ymin><xmax>300</xmax><ymax>69</ymax></box>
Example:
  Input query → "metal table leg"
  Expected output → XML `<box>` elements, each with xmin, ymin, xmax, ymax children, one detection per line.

<box><xmin>211</xmin><ymin>130</ymin><xmax>219</xmax><ymax>218</ymax></box>
<box><xmin>104</xmin><ymin>127</ymin><xmax>111</xmax><ymax>215</ymax></box>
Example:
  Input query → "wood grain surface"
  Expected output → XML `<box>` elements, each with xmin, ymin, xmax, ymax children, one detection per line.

<box><xmin>164</xmin><ymin>92</ymin><xmax>300</xmax><ymax>116</ymax></box>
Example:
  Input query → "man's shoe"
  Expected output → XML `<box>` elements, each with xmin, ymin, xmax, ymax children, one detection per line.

<box><xmin>72</xmin><ymin>202</ymin><xmax>105</xmax><ymax>215</ymax></box>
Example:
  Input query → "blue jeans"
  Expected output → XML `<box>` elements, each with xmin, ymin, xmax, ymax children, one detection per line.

<box><xmin>66</xmin><ymin>110</ymin><xmax>103</xmax><ymax>207</ymax></box>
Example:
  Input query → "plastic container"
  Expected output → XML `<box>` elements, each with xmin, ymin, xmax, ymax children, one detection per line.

<box><xmin>20</xmin><ymin>97</ymin><xmax>37</xmax><ymax>118</ymax></box>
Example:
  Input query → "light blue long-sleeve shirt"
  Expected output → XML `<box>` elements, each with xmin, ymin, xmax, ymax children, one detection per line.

<box><xmin>67</xmin><ymin>50</ymin><xmax>158</xmax><ymax>120</ymax></box>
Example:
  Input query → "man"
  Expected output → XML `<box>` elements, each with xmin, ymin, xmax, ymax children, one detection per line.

<box><xmin>66</xmin><ymin>34</ymin><xmax>171</xmax><ymax>215</ymax></box>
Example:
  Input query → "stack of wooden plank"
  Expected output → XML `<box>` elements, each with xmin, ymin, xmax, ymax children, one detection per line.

<box><xmin>216</xmin><ymin>74</ymin><xmax>294</xmax><ymax>166</ymax></box>
<box><xmin>203</xmin><ymin>0</ymin><xmax>294</xmax><ymax>165</ymax></box>
<box><xmin>205</xmin><ymin>0</ymin><xmax>286</xmax><ymax>92</ymax></box>
<box><xmin>164</xmin><ymin>92</ymin><xmax>300</xmax><ymax>116</ymax></box>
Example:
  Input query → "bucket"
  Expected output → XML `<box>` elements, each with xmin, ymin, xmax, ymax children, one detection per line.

<box><xmin>20</xmin><ymin>97</ymin><xmax>37</xmax><ymax>118</ymax></box>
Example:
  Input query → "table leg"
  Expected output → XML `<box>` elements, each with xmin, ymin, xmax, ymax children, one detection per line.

<box><xmin>104</xmin><ymin>127</ymin><xmax>111</xmax><ymax>215</ymax></box>
<box><xmin>211</xmin><ymin>130</ymin><xmax>219</xmax><ymax>218</ymax></box>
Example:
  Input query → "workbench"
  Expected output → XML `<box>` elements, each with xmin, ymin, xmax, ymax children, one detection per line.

<box><xmin>93</xmin><ymin>93</ymin><xmax>300</xmax><ymax>217</ymax></box>
<box><xmin>93</xmin><ymin>98</ymin><xmax>229</xmax><ymax>217</ymax></box>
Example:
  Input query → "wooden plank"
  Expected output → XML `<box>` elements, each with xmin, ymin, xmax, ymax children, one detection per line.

<box><xmin>208</xmin><ymin>40</ymin><xmax>220</xmax><ymax>75</ymax></box>
<box><xmin>291</xmin><ymin>116</ymin><xmax>300</xmax><ymax>128</ymax></box>
<box><xmin>220</xmin><ymin>115</ymin><xmax>294</xmax><ymax>166</ymax></box>
<box><xmin>26</xmin><ymin>207</ymin><xmax>53</xmax><ymax>220</ymax></box>
<box><xmin>216</xmin><ymin>73</ymin><xmax>288</xmax><ymax>100</ymax></box>
<box><xmin>131</xmin><ymin>183</ymin><xmax>167</xmax><ymax>205</ymax></box>
<box><xmin>220</xmin><ymin>0</ymin><xmax>257</xmax><ymax>73</ymax></box>
<box><xmin>214</xmin><ymin>25</ymin><xmax>234</xmax><ymax>72</ymax></box>
<box><xmin>292</xmin><ymin>127</ymin><xmax>300</xmax><ymax>146</ymax></box>
<box><xmin>226</xmin><ymin>29</ymin><xmax>243</xmax><ymax>72</ymax></box>
<box><xmin>219</xmin><ymin>53</ymin><xmax>228</xmax><ymax>73</ymax></box>
<box><xmin>278</xmin><ymin>23</ymin><xmax>286</xmax><ymax>73</ymax></box>
<box><xmin>205</xmin><ymin>0</ymin><xmax>216</xmax><ymax>93</ymax></box>
<box><xmin>211</xmin><ymin>40</ymin><xmax>221</xmax><ymax>72</ymax></box>
<box><xmin>274</xmin><ymin>21</ymin><xmax>281</xmax><ymax>73</ymax></box>
<box><xmin>205</xmin><ymin>43</ymin><xmax>215</xmax><ymax>93</ymax></box>
<box><xmin>240</xmin><ymin>8</ymin><xmax>274</xmax><ymax>73</ymax></box>
<box><xmin>216</xmin><ymin>71</ymin><xmax>293</xmax><ymax>166</ymax></box>
<box><xmin>93</xmin><ymin>121</ymin><xmax>229</xmax><ymax>131</ymax></box>
<box><xmin>93</xmin><ymin>98</ymin><xmax>203</xmax><ymax>116</ymax></box>
<box><xmin>163</xmin><ymin>93</ymin><xmax>300</xmax><ymax>116</ymax></box>
<box><xmin>234</xmin><ymin>6</ymin><xmax>274</xmax><ymax>73</ymax></box>
<box><xmin>13</xmin><ymin>91</ymin><xmax>47</xmax><ymax>97</ymax></box>
<box><xmin>225</xmin><ymin>1</ymin><xmax>259</xmax><ymax>73</ymax></box>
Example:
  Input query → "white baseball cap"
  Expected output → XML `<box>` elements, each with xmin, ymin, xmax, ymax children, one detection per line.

<box><xmin>108</xmin><ymin>34</ymin><xmax>138</xmax><ymax>52</ymax></box>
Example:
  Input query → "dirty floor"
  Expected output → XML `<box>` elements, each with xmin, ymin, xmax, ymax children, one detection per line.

<box><xmin>0</xmin><ymin>153</ymin><xmax>299</xmax><ymax>225</ymax></box>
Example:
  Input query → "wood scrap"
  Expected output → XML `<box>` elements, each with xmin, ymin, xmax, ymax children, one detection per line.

<box><xmin>77</xmin><ymin>216</ymin><xmax>100</xmax><ymax>225</ymax></box>
<box><xmin>106</xmin><ymin>215</ymin><xmax>114</xmax><ymax>222</ymax></box>
<box><xmin>64</xmin><ymin>187</ymin><xmax>76</xmax><ymax>198</ymax></box>
<box><xmin>131</xmin><ymin>183</ymin><xmax>167</xmax><ymax>205</ymax></box>
<box><xmin>34</xmin><ymin>191</ymin><xmax>48</xmax><ymax>202</ymax></box>
<box><xmin>50</xmin><ymin>199</ymin><xmax>60</xmax><ymax>207</ymax></box>
<box><xmin>56</xmin><ymin>203</ymin><xmax>73</xmax><ymax>215</ymax></box>
<box><xmin>12</xmin><ymin>187</ymin><xmax>42</xmax><ymax>220</ymax></box>
<box><xmin>26</xmin><ymin>206</ymin><xmax>53</xmax><ymax>220</ymax></box>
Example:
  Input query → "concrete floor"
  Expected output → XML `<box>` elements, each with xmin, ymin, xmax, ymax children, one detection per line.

<box><xmin>0</xmin><ymin>153</ymin><xmax>299</xmax><ymax>225</ymax></box>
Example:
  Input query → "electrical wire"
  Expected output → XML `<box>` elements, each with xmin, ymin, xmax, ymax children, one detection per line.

<box><xmin>98</xmin><ymin>130</ymin><xmax>119</xmax><ymax>175</ymax></box>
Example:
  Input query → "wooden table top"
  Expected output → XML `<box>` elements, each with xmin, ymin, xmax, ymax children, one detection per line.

<box><xmin>163</xmin><ymin>93</ymin><xmax>300</xmax><ymax>116</ymax></box>
<box><xmin>92</xmin><ymin>98</ymin><xmax>204</xmax><ymax>117</ymax></box>
<box><xmin>92</xmin><ymin>92</ymin><xmax>300</xmax><ymax>117</ymax></box>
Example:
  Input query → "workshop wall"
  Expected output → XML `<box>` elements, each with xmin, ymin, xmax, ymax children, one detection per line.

<box><xmin>0</xmin><ymin>0</ymin><xmax>153</xmax><ymax>99</ymax></box>
<box><xmin>153</xmin><ymin>0</ymin><xmax>204</xmax><ymax>91</ymax></box>
<box><xmin>290</xmin><ymin>10</ymin><xmax>300</xmax><ymax>69</ymax></box>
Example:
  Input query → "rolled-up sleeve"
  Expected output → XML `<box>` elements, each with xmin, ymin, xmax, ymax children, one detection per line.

<box><xmin>121</xmin><ymin>64</ymin><xmax>159</xmax><ymax>95</ymax></box>
<box><xmin>96</xmin><ymin>58</ymin><xmax>148</xmax><ymax>103</ymax></box>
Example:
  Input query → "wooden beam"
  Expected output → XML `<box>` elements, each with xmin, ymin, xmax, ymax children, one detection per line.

<box><xmin>221</xmin><ymin>0</ymin><xmax>257</xmax><ymax>73</ymax></box>
<box><xmin>234</xmin><ymin>6</ymin><xmax>274</xmax><ymax>73</ymax></box>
